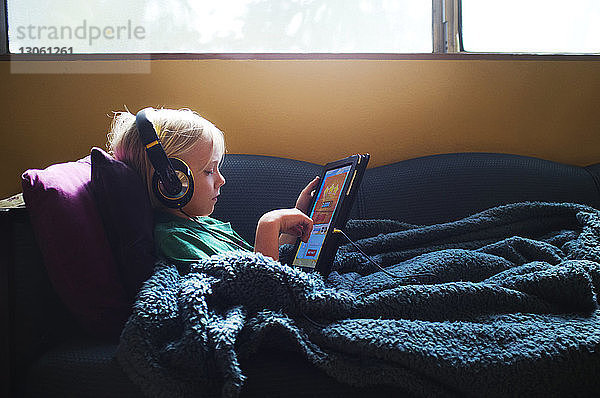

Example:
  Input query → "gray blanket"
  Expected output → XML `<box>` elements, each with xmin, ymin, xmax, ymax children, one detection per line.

<box><xmin>117</xmin><ymin>202</ymin><xmax>600</xmax><ymax>397</ymax></box>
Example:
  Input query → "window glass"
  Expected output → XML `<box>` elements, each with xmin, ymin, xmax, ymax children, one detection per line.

<box><xmin>8</xmin><ymin>0</ymin><xmax>432</xmax><ymax>54</ymax></box>
<box><xmin>462</xmin><ymin>0</ymin><xmax>600</xmax><ymax>54</ymax></box>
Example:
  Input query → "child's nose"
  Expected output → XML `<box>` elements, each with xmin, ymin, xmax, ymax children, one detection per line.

<box><xmin>216</xmin><ymin>171</ymin><xmax>225</xmax><ymax>187</ymax></box>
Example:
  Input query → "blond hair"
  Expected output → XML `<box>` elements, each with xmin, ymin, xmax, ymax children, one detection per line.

<box><xmin>107</xmin><ymin>107</ymin><xmax>225</xmax><ymax>208</ymax></box>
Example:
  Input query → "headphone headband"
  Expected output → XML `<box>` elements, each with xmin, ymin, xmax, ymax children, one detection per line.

<box><xmin>136</xmin><ymin>108</ymin><xmax>182</xmax><ymax>196</ymax></box>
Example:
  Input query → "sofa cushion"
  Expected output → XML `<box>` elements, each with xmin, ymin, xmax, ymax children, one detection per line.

<box><xmin>357</xmin><ymin>152</ymin><xmax>600</xmax><ymax>225</ymax></box>
<box><xmin>21</xmin><ymin>156</ymin><xmax>131</xmax><ymax>341</ymax></box>
<box><xmin>90</xmin><ymin>147</ymin><xmax>156</xmax><ymax>300</ymax></box>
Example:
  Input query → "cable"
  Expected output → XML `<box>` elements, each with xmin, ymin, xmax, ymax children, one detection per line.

<box><xmin>332</xmin><ymin>228</ymin><xmax>432</xmax><ymax>280</ymax></box>
<box><xmin>178</xmin><ymin>209</ymin><xmax>251</xmax><ymax>251</ymax></box>
<box><xmin>180</xmin><ymin>208</ymin><xmax>194</xmax><ymax>219</ymax></box>
<box><xmin>302</xmin><ymin>312</ymin><xmax>327</xmax><ymax>328</ymax></box>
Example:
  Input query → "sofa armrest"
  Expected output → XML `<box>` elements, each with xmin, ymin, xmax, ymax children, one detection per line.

<box><xmin>1</xmin><ymin>208</ymin><xmax>81</xmax><ymax>396</ymax></box>
<box><xmin>1</xmin><ymin>209</ymin><xmax>14</xmax><ymax>397</ymax></box>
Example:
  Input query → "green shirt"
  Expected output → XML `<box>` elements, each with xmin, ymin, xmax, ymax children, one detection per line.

<box><xmin>154</xmin><ymin>210</ymin><xmax>253</xmax><ymax>265</ymax></box>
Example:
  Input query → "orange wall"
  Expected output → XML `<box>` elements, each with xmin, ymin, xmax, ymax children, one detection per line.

<box><xmin>1</xmin><ymin>58</ymin><xmax>599</xmax><ymax>198</ymax></box>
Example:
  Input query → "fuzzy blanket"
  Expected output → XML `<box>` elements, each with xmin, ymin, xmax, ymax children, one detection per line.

<box><xmin>117</xmin><ymin>202</ymin><xmax>600</xmax><ymax>397</ymax></box>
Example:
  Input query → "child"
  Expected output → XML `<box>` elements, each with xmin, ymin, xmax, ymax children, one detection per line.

<box><xmin>108</xmin><ymin>107</ymin><xmax>319</xmax><ymax>265</ymax></box>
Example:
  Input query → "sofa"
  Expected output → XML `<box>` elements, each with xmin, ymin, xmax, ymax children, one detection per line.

<box><xmin>3</xmin><ymin>151</ymin><xmax>600</xmax><ymax>397</ymax></box>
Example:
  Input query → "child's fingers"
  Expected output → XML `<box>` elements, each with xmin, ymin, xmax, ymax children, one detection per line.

<box><xmin>310</xmin><ymin>176</ymin><xmax>320</xmax><ymax>188</ymax></box>
<box><xmin>302</xmin><ymin>176</ymin><xmax>320</xmax><ymax>194</ymax></box>
<box><xmin>306</xmin><ymin>177</ymin><xmax>320</xmax><ymax>198</ymax></box>
<box><xmin>289</xmin><ymin>225</ymin><xmax>303</xmax><ymax>236</ymax></box>
<box><xmin>300</xmin><ymin>221</ymin><xmax>313</xmax><ymax>242</ymax></box>
<box><xmin>297</xmin><ymin>177</ymin><xmax>320</xmax><ymax>214</ymax></box>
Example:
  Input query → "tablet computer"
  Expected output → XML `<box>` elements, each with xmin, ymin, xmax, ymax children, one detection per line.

<box><xmin>291</xmin><ymin>154</ymin><xmax>369</xmax><ymax>275</ymax></box>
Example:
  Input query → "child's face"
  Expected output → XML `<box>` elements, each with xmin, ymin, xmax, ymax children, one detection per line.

<box><xmin>179</xmin><ymin>140</ymin><xmax>225</xmax><ymax>217</ymax></box>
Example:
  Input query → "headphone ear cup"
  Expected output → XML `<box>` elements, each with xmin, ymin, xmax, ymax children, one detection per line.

<box><xmin>152</xmin><ymin>157</ymin><xmax>194</xmax><ymax>209</ymax></box>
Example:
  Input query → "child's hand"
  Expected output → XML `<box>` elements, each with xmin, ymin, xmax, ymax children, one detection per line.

<box><xmin>259</xmin><ymin>208</ymin><xmax>314</xmax><ymax>242</ymax></box>
<box><xmin>255</xmin><ymin>208</ymin><xmax>314</xmax><ymax>260</ymax></box>
<box><xmin>295</xmin><ymin>176</ymin><xmax>320</xmax><ymax>214</ymax></box>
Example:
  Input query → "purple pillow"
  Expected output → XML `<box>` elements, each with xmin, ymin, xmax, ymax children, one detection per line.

<box><xmin>21</xmin><ymin>156</ymin><xmax>131</xmax><ymax>340</ymax></box>
<box><xmin>90</xmin><ymin>147</ymin><xmax>155</xmax><ymax>300</ymax></box>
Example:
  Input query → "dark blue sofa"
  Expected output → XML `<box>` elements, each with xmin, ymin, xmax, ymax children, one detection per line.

<box><xmin>3</xmin><ymin>152</ymin><xmax>600</xmax><ymax>397</ymax></box>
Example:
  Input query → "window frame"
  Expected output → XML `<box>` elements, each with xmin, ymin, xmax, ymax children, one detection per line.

<box><xmin>1</xmin><ymin>0</ymin><xmax>7</xmax><ymax>54</ymax></box>
<box><xmin>432</xmin><ymin>0</ymin><xmax>460</xmax><ymax>53</ymax></box>
<box><xmin>0</xmin><ymin>0</ymin><xmax>598</xmax><ymax>60</ymax></box>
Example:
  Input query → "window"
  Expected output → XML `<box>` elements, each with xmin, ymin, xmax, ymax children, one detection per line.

<box><xmin>6</xmin><ymin>0</ymin><xmax>432</xmax><ymax>54</ymax></box>
<box><xmin>4</xmin><ymin>1</ymin><xmax>598</xmax><ymax>56</ymax></box>
<box><xmin>461</xmin><ymin>0</ymin><xmax>600</xmax><ymax>54</ymax></box>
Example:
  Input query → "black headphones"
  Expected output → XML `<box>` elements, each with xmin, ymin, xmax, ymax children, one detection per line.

<box><xmin>136</xmin><ymin>108</ymin><xmax>195</xmax><ymax>209</ymax></box>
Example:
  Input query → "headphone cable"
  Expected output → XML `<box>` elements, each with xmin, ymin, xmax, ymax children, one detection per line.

<box><xmin>178</xmin><ymin>208</ymin><xmax>251</xmax><ymax>251</ymax></box>
<box><xmin>332</xmin><ymin>228</ymin><xmax>432</xmax><ymax>280</ymax></box>
<box><xmin>180</xmin><ymin>208</ymin><xmax>194</xmax><ymax>220</ymax></box>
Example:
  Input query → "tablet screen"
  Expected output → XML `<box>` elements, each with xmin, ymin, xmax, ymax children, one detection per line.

<box><xmin>292</xmin><ymin>164</ymin><xmax>352</xmax><ymax>269</ymax></box>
